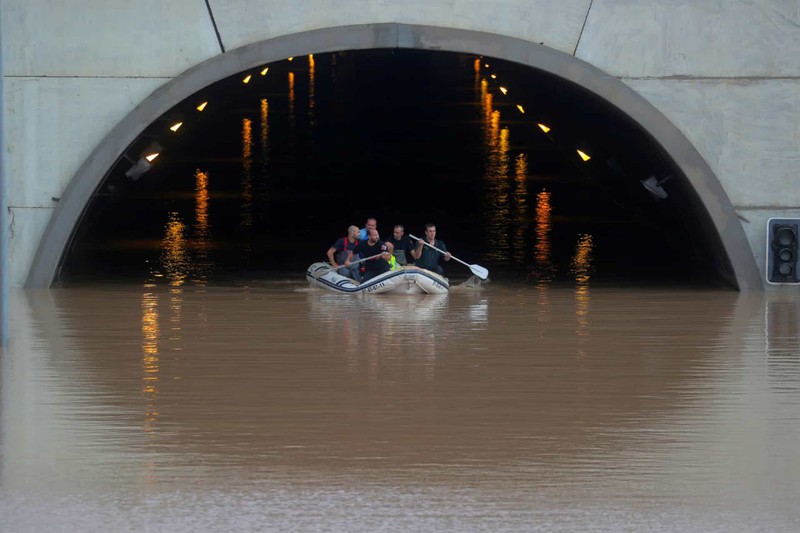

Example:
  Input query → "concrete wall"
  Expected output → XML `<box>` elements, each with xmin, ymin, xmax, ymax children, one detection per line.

<box><xmin>2</xmin><ymin>0</ymin><xmax>799</xmax><ymax>288</ymax></box>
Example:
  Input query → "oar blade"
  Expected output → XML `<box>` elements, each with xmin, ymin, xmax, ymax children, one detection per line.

<box><xmin>469</xmin><ymin>264</ymin><xmax>489</xmax><ymax>280</ymax></box>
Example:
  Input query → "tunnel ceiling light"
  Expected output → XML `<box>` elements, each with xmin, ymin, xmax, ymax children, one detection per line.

<box><xmin>196</xmin><ymin>101</ymin><xmax>208</xmax><ymax>112</ymax></box>
<box><xmin>484</xmin><ymin>63</ymin><xmax>490</xmax><ymax>68</ymax></box>
<box><xmin>576</xmin><ymin>149</ymin><xmax>591</xmax><ymax>162</ymax></box>
<box><xmin>169</xmin><ymin>122</ymin><xmax>183</xmax><ymax>132</ymax></box>
<box><xmin>537</xmin><ymin>123</ymin><xmax>551</xmax><ymax>133</ymax></box>
<box><xmin>490</xmin><ymin>74</ymin><xmax>497</xmax><ymax>79</ymax></box>
<box><xmin>242</xmin><ymin>74</ymin><xmax>252</xmax><ymax>84</ymax></box>
<box><xmin>260</xmin><ymin>67</ymin><xmax>269</xmax><ymax>76</ymax></box>
<box><xmin>124</xmin><ymin>143</ymin><xmax>162</xmax><ymax>180</ymax></box>
<box><xmin>499</xmin><ymin>87</ymin><xmax>508</xmax><ymax>95</ymax></box>
<box><xmin>516</xmin><ymin>105</ymin><xmax>525</xmax><ymax>114</ymax></box>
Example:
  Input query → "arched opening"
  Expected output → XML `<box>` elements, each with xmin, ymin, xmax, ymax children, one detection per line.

<box><xmin>27</xmin><ymin>24</ymin><xmax>761</xmax><ymax>290</ymax></box>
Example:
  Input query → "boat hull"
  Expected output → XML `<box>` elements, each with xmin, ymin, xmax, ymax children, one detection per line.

<box><xmin>305</xmin><ymin>263</ymin><xmax>449</xmax><ymax>294</ymax></box>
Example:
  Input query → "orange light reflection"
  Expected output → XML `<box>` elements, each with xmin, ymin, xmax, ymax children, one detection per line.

<box><xmin>141</xmin><ymin>288</ymin><xmax>159</xmax><ymax>434</ymax></box>
<box><xmin>308</xmin><ymin>54</ymin><xmax>316</xmax><ymax>126</ymax></box>
<box><xmin>194</xmin><ymin>169</ymin><xmax>210</xmax><ymax>284</ymax></box>
<box><xmin>571</xmin><ymin>233</ymin><xmax>594</xmax><ymax>355</ymax></box>
<box><xmin>241</xmin><ymin>118</ymin><xmax>254</xmax><ymax>240</ymax></box>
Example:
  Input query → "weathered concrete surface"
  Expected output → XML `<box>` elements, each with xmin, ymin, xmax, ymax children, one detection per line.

<box><xmin>208</xmin><ymin>0</ymin><xmax>592</xmax><ymax>55</ymax></box>
<box><xmin>2</xmin><ymin>0</ymin><xmax>220</xmax><ymax>77</ymax></box>
<box><xmin>578</xmin><ymin>0</ymin><xmax>800</xmax><ymax>285</ymax></box>
<box><xmin>578</xmin><ymin>0</ymin><xmax>800</xmax><ymax>77</ymax></box>
<box><xmin>624</xmin><ymin>79</ymin><xmax>800</xmax><ymax>209</ymax></box>
<box><xmin>4</xmin><ymin>77</ymin><xmax>165</xmax><ymax>206</ymax></box>
<box><xmin>2</xmin><ymin>0</ymin><xmax>799</xmax><ymax>289</ymax></box>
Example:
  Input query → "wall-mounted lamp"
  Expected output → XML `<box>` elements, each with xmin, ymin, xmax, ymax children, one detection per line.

<box><xmin>124</xmin><ymin>143</ymin><xmax>163</xmax><ymax>180</ymax></box>
<box><xmin>640</xmin><ymin>174</ymin><xmax>673</xmax><ymax>200</ymax></box>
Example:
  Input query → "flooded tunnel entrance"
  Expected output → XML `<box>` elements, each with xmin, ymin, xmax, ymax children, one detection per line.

<box><xmin>58</xmin><ymin>49</ymin><xmax>733</xmax><ymax>287</ymax></box>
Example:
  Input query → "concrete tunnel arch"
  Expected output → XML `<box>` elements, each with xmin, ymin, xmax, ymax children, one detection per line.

<box><xmin>26</xmin><ymin>23</ymin><xmax>762</xmax><ymax>290</ymax></box>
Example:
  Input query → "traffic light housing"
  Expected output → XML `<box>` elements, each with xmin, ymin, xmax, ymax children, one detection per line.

<box><xmin>766</xmin><ymin>218</ymin><xmax>800</xmax><ymax>284</ymax></box>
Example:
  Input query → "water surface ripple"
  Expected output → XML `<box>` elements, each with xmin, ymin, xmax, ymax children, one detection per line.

<box><xmin>2</xmin><ymin>284</ymin><xmax>799</xmax><ymax>531</ymax></box>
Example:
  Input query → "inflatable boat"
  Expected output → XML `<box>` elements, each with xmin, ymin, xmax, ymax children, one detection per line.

<box><xmin>305</xmin><ymin>262</ymin><xmax>449</xmax><ymax>294</ymax></box>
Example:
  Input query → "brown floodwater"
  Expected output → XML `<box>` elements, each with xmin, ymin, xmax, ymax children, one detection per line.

<box><xmin>2</xmin><ymin>282</ymin><xmax>800</xmax><ymax>531</ymax></box>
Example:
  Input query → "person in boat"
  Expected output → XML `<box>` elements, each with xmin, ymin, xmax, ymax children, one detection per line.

<box><xmin>358</xmin><ymin>217</ymin><xmax>394</xmax><ymax>254</ymax></box>
<box><xmin>388</xmin><ymin>224</ymin><xmax>415</xmax><ymax>267</ymax></box>
<box><xmin>327</xmin><ymin>225</ymin><xmax>361</xmax><ymax>281</ymax></box>
<box><xmin>411</xmin><ymin>223</ymin><xmax>451</xmax><ymax>274</ymax></box>
<box><xmin>357</xmin><ymin>217</ymin><xmax>377</xmax><ymax>241</ymax></box>
<box><xmin>345</xmin><ymin>228</ymin><xmax>392</xmax><ymax>282</ymax></box>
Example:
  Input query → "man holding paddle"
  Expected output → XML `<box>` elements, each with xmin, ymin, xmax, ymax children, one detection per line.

<box><xmin>411</xmin><ymin>223</ymin><xmax>451</xmax><ymax>274</ymax></box>
<box><xmin>345</xmin><ymin>229</ymin><xmax>392</xmax><ymax>282</ymax></box>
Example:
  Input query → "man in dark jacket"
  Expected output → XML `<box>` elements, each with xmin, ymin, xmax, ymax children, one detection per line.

<box><xmin>345</xmin><ymin>229</ymin><xmax>392</xmax><ymax>281</ymax></box>
<box><xmin>411</xmin><ymin>223</ymin><xmax>451</xmax><ymax>274</ymax></box>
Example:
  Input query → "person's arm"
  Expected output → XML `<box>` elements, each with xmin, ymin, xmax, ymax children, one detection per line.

<box><xmin>437</xmin><ymin>240</ymin><xmax>451</xmax><ymax>261</ymax></box>
<box><xmin>379</xmin><ymin>242</ymin><xmax>391</xmax><ymax>260</ymax></box>
<box><xmin>344</xmin><ymin>250</ymin><xmax>355</xmax><ymax>266</ymax></box>
<box><xmin>411</xmin><ymin>239</ymin><xmax>424</xmax><ymax>259</ymax></box>
<box><xmin>326</xmin><ymin>247</ymin><xmax>338</xmax><ymax>267</ymax></box>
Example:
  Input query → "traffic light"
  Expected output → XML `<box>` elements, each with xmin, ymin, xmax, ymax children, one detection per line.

<box><xmin>767</xmin><ymin>218</ymin><xmax>800</xmax><ymax>284</ymax></box>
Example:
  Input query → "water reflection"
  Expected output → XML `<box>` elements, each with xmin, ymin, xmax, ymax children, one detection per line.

<box><xmin>533</xmin><ymin>189</ymin><xmax>554</xmax><ymax>283</ymax></box>
<box><xmin>259</xmin><ymin>98</ymin><xmax>269</xmax><ymax>159</ymax></box>
<box><xmin>5</xmin><ymin>287</ymin><xmax>800</xmax><ymax>529</ymax></box>
<box><xmin>570</xmin><ymin>234</ymin><xmax>594</xmax><ymax>354</ymax></box>
<box><xmin>483</xmin><ymin>112</ymin><xmax>511</xmax><ymax>260</ymax></box>
<box><xmin>141</xmin><ymin>288</ymin><xmax>160</xmax><ymax>433</ymax></box>
<box><xmin>308</xmin><ymin>293</ymin><xmax>453</xmax><ymax>381</ymax></box>
<box><xmin>308</xmin><ymin>54</ymin><xmax>316</xmax><ymax>128</ymax></box>
<box><xmin>149</xmin><ymin>181</ymin><xmax>212</xmax><ymax>286</ymax></box>
<box><xmin>240</xmin><ymin>118</ymin><xmax>254</xmax><ymax>241</ymax></box>
<box><xmin>288</xmin><ymin>71</ymin><xmax>295</xmax><ymax>126</ymax></box>
<box><xmin>512</xmin><ymin>154</ymin><xmax>529</xmax><ymax>265</ymax></box>
<box><xmin>194</xmin><ymin>169</ymin><xmax>211</xmax><ymax>283</ymax></box>
<box><xmin>765</xmin><ymin>296</ymin><xmax>800</xmax><ymax>392</ymax></box>
<box><xmin>157</xmin><ymin>212</ymin><xmax>188</xmax><ymax>286</ymax></box>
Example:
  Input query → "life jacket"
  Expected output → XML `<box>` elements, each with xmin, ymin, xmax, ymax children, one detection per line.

<box><xmin>335</xmin><ymin>237</ymin><xmax>358</xmax><ymax>265</ymax></box>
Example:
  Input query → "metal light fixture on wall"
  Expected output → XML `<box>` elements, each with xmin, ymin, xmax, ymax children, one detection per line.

<box><xmin>640</xmin><ymin>174</ymin><xmax>672</xmax><ymax>200</ymax></box>
<box><xmin>124</xmin><ymin>142</ymin><xmax>163</xmax><ymax>180</ymax></box>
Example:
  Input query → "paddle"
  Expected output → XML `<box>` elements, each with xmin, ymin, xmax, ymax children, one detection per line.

<box><xmin>322</xmin><ymin>252</ymin><xmax>385</xmax><ymax>271</ymax></box>
<box><xmin>409</xmin><ymin>234</ymin><xmax>489</xmax><ymax>280</ymax></box>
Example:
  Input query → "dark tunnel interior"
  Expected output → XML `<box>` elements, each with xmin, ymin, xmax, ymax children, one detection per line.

<box><xmin>59</xmin><ymin>49</ymin><xmax>734</xmax><ymax>288</ymax></box>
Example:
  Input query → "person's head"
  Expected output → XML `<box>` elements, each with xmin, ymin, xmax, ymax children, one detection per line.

<box><xmin>347</xmin><ymin>225</ymin><xmax>359</xmax><ymax>240</ymax></box>
<box><xmin>424</xmin><ymin>223</ymin><xmax>437</xmax><ymax>240</ymax></box>
<box><xmin>365</xmin><ymin>218</ymin><xmax>377</xmax><ymax>232</ymax></box>
<box><xmin>367</xmin><ymin>228</ymin><xmax>379</xmax><ymax>244</ymax></box>
<box><xmin>392</xmin><ymin>224</ymin><xmax>404</xmax><ymax>240</ymax></box>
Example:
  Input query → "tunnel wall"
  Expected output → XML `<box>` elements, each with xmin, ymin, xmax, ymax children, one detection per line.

<box><xmin>3</xmin><ymin>0</ymin><xmax>798</xmax><ymax>289</ymax></box>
